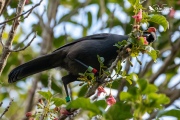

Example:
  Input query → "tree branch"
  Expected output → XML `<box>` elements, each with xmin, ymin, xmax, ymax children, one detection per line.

<box><xmin>139</xmin><ymin>47</ymin><xmax>171</xmax><ymax>78</ymax></box>
<box><xmin>0</xmin><ymin>0</ymin><xmax>26</xmax><ymax>76</ymax></box>
<box><xmin>149</xmin><ymin>38</ymin><xmax>180</xmax><ymax>83</ymax></box>
<box><xmin>0</xmin><ymin>0</ymin><xmax>43</xmax><ymax>25</ymax></box>
<box><xmin>167</xmin><ymin>63</ymin><xmax>180</xmax><ymax>70</ymax></box>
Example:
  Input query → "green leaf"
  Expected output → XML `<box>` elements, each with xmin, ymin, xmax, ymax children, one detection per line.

<box><xmin>105</xmin><ymin>101</ymin><xmax>132</xmax><ymax>120</ymax></box>
<box><xmin>142</xmin><ymin>84</ymin><xmax>158</xmax><ymax>94</ymax></box>
<box><xmin>137</xmin><ymin>79</ymin><xmax>148</xmax><ymax>93</ymax></box>
<box><xmin>115</xmin><ymin>60</ymin><xmax>122</xmax><ymax>74</ymax></box>
<box><xmin>128</xmin><ymin>0</ymin><xmax>140</xmax><ymax>6</ymax></box>
<box><xmin>147</xmin><ymin>50</ymin><xmax>158</xmax><ymax>62</ymax></box>
<box><xmin>66</xmin><ymin>98</ymin><xmax>100</xmax><ymax>114</ymax></box>
<box><xmin>94</xmin><ymin>100</ymin><xmax>107</xmax><ymax>110</ymax></box>
<box><xmin>78</xmin><ymin>84</ymin><xmax>88</xmax><ymax>97</ymax></box>
<box><xmin>114</xmin><ymin>40</ymin><xmax>128</xmax><ymax>49</ymax></box>
<box><xmin>87</xmin><ymin>12</ymin><xmax>92</xmax><ymax>27</ymax></box>
<box><xmin>122</xmin><ymin>70</ymin><xmax>126</xmax><ymax>76</ymax></box>
<box><xmin>51</xmin><ymin>97</ymin><xmax>66</xmax><ymax>106</ymax></box>
<box><xmin>147</xmin><ymin>93</ymin><xmax>170</xmax><ymax>108</ymax></box>
<box><xmin>157</xmin><ymin>109</ymin><xmax>180</xmax><ymax>118</ymax></box>
<box><xmin>138</xmin><ymin>37</ymin><xmax>145</xmax><ymax>45</ymax></box>
<box><xmin>120</xmin><ymin>92</ymin><xmax>132</xmax><ymax>100</ymax></box>
<box><xmin>38</xmin><ymin>90</ymin><xmax>52</xmax><ymax>101</ymax></box>
<box><xmin>148</xmin><ymin>14</ymin><xmax>169</xmax><ymax>31</ymax></box>
<box><xmin>156</xmin><ymin>94</ymin><xmax>170</xmax><ymax>104</ymax></box>
<box><xmin>126</xmin><ymin>76</ymin><xmax>133</xmax><ymax>85</ymax></box>
<box><xmin>129</xmin><ymin>73</ymin><xmax>138</xmax><ymax>81</ymax></box>
<box><xmin>128</xmin><ymin>87</ymin><xmax>139</xmax><ymax>96</ymax></box>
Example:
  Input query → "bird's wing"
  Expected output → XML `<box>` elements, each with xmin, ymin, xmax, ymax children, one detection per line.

<box><xmin>52</xmin><ymin>33</ymin><xmax>110</xmax><ymax>53</ymax></box>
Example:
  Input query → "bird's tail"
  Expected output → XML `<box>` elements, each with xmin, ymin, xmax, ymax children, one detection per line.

<box><xmin>8</xmin><ymin>52</ymin><xmax>64</xmax><ymax>83</ymax></box>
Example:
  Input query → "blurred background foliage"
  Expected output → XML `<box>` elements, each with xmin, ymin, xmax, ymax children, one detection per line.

<box><xmin>0</xmin><ymin>0</ymin><xmax>180</xmax><ymax>119</ymax></box>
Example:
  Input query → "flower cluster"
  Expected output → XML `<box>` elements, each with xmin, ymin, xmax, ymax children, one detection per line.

<box><xmin>25</xmin><ymin>99</ymin><xmax>70</xmax><ymax>120</ymax></box>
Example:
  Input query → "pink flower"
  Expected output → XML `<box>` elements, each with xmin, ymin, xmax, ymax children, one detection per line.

<box><xmin>25</xmin><ymin>0</ymin><xmax>30</xmax><ymax>4</ymax></box>
<box><xmin>138</xmin><ymin>37</ymin><xmax>148</xmax><ymax>45</ymax></box>
<box><xmin>143</xmin><ymin>37</ymin><xmax>148</xmax><ymax>45</ymax></box>
<box><xmin>97</xmin><ymin>86</ymin><xmax>106</xmax><ymax>96</ymax></box>
<box><xmin>106</xmin><ymin>95</ymin><xmax>116</xmax><ymax>106</ymax></box>
<box><xmin>60</xmin><ymin>108</ymin><xmax>72</xmax><ymax>116</ymax></box>
<box><xmin>132</xmin><ymin>9</ymin><xmax>142</xmax><ymax>22</ymax></box>
<box><xmin>169</xmin><ymin>9</ymin><xmax>175</xmax><ymax>18</ymax></box>
<box><xmin>54</xmin><ymin>118</ymin><xmax>58</xmax><ymax>120</ymax></box>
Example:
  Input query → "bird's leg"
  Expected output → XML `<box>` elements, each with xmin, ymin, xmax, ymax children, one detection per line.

<box><xmin>62</xmin><ymin>74</ymin><xmax>77</xmax><ymax>102</ymax></box>
<box><xmin>62</xmin><ymin>59</ymin><xmax>99</xmax><ymax>102</ymax></box>
<box><xmin>74</xmin><ymin>59</ymin><xmax>98</xmax><ymax>75</ymax></box>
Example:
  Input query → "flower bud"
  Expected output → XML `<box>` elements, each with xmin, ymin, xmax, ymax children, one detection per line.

<box><xmin>26</xmin><ymin>112</ymin><xmax>32</xmax><ymax>117</ymax></box>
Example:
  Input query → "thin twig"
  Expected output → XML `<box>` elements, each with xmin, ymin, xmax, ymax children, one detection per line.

<box><xmin>109</xmin><ymin>4</ymin><xmax>116</xmax><ymax>33</ymax></box>
<box><xmin>171</xmin><ymin>80</ymin><xmax>180</xmax><ymax>89</ymax></box>
<box><xmin>0</xmin><ymin>23</ymin><xmax>6</xmax><ymax>47</ymax></box>
<box><xmin>20</xmin><ymin>6</ymin><xmax>34</xmax><ymax>21</ymax></box>
<box><xmin>0</xmin><ymin>101</ymin><xmax>2</xmax><ymax>107</ymax></box>
<box><xmin>0</xmin><ymin>0</ymin><xmax>11</xmax><ymax>15</ymax></box>
<box><xmin>0</xmin><ymin>99</ymin><xmax>14</xmax><ymax>119</ymax></box>
<box><xmin>48</xmin><ymin>71</ymin><xmax>52</xmax><ymax>91</ymax></box>
<box><xmin>167</xmin><ymin>63</ymin><xmax>180</xmax><ymax>70</ymax></box>
<box><xmin>13</xmin><ymin>30</ymin><xmax>34</xmax><ymax>49</ymax></box>
<box><xmin>0</xmin><ymin>0</ymin><xmax>43</xmax><ymax>25</ymax></box>
<box><xmin>64</xmin><ymin>23</ymin><xmax>68</xmax><ymax>43</ymax></box>
<box><xmin>9</xmin><ymin>32</ymin><xmax>37</xmax><ymax>52</ymax></box>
